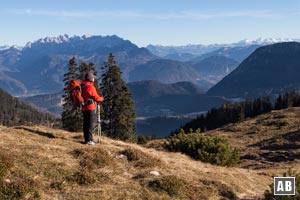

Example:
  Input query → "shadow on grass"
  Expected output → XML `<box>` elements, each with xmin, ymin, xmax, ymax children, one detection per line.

<box><xmin>251</xmin><ymin>130</ymin><xmax>300</xmax><ymax>150</ymax></box>
<box><xmin>249</xmin><ymin>130</ymin><xmax>300</xmax><ymax>162</ymax></box>
<box><xmin>14</xmin><ymin>127</ymin><xmax>55</xmax><ymax>139</ymax></box>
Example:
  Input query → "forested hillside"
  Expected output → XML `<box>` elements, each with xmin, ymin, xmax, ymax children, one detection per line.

<box><xmin>0</xmin><ymin>87</ymin><xmax>56</xmax><ymax>126</ymax></box>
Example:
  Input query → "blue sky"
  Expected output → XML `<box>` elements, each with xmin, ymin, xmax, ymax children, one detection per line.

<box><xmin>1</xmin><ymin>0</ymin><xmax>300</xmax><ymax>47</ymax></box>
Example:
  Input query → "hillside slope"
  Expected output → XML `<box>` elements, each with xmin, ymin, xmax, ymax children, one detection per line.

<box><xmin>205</xmin><ymin>107</ymin><xmax>300</xmax><ymax>171</ymax></box>
<box><xmin>0</xmin><ymin>87</ymin><xmax>55</xmax><ymax>126</ymax></box>
<box><xmin>0</xmin><ymin>125</ymin><xmax>272</xmax><ymax>199</ymax></box>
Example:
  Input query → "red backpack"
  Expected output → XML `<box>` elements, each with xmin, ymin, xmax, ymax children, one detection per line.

<box><xmin>68</xmin><ymin>79</ymin><xmax>84</xmax><ymax>106</ymax></box>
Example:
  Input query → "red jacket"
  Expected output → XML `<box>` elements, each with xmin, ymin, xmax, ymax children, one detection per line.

<box><xmin>81</xmin><ymin>80</ymin><xmax>104</xmax><ymax>111</ymax></box>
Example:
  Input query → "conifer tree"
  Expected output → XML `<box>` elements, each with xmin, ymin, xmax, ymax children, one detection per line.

<box><xmin>262</xmin><ymin>96</ymin><xmax>272</xmax><ymax>113</ymax></box>
<box><xmin>61</xmin><ymin>57</ymin><xmax>82</xmax><ymax>132</ymax></box>
<box><xmin>237</xmin><ymin>104</ymin><xmax>245</xmax><ymax>121</ymax></box>
<box><xmin>100</xmin><ymin>53</ymin><xmax>136</xmax><ymax>142</ymax></box>
<box><xmin>291</xmin><ymin>91</ymin><xmax>300</xmax><ymax>107</ymax></box>
<box><xmin>275</xmin><ymin>94</ymin><xmax>283</xmax><ymax>110</ymax></box>
<box><xmin>250</xmin><ymin>98</ymin><xmax>260</xmax><ymax>116</ymax></box>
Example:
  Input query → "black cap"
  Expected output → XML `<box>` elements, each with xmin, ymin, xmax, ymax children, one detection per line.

<box><xmin>85</xmin><ymin>72</ymin><xmax>95</xmax><ymax>81</ymax></box>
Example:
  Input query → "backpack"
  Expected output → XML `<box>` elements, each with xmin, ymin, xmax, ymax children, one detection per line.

<box><xmin>68</xmin><ymin>79</ymin><xmax>84</xmax><ymax>106</ymax></box>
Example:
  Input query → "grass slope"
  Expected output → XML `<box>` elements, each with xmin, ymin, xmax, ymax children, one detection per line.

<box><xmin>1</xmin><ymin>117</ymin><xmax>294</xmax><ymax>199</ymax></box>
<box><xmin>206</xmin><ymin>107</ymin><xmax>300</xmax><ymax>172</ymax></box>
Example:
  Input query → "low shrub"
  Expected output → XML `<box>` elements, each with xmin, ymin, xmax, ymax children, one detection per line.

<box><xmin>122</xmin><ymin>148</ymin><xmax>142</xmax><ymax>161</ymax></box>
<box><xmin>137</xmin><ymin>135</ymin><xmax>149</xmax><ymax>145</ymax></box>
<box><xmin>148</xmin><ymin>175</ymin><xmax>186</xmax><ymax>196</ymax></box>
<box><xmin>164</xmin><ymin>130</ymin><xmax>240</xmax><ymax>166</ymax></box>
<box><xmin>121</xmin><ymin>148</ymin><xmax>162</xmax><ymax>168</ymax></box>
<box><xmin>72</xmin><ymin>148</ymin><xmax>115</xmax><ymax>170</ymax></box>
<box><xmin>72</xmin><ymin>169</ymin><xmax>96</xmax><ymax>185</ymax></box>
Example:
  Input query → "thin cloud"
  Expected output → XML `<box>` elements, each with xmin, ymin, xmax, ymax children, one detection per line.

<box><xmin>159</xmin><ymin>10</ymin><xmax>281</xmax><ymax>20</ymax></box>
<box><xmin>6</xmin><ymin>8</ymin><xmax>282</xmax><ymax>20</ymax></box>
<box><xmin>6</xmin><ymin>8</ymin><xmax>141</xmax><ymax>18</ymax></box>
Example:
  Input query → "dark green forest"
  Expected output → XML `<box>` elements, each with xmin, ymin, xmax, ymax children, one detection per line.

<box><xmin>173</xmin><ymin>91</ymin><xmax>300</xmax><ymax>135</ymax></box>
<box><xmin>0</xmin><ymin>88</ymin><xmax>56</xmax><ymax>126</ymax></box>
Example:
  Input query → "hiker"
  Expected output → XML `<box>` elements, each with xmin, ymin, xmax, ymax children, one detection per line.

<box><xmin>81</xmin><ymin>72</ymin><xmax>104</xmax><ymax>145</ymax></box>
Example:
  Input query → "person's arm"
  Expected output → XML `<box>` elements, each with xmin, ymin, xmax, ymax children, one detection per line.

<box><xmin>88</xmin><ymin>86</ymin><xmax>104</xmax><ymax>102</ymax></box>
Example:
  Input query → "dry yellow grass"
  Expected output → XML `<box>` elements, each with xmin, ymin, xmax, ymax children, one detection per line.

<box><xmin>205</xmin><ymin>107</ymin><xmax>300</xmax><ymax>172</ymax></box>
<box><xmin>2</xmin><ymin>107</ymin><xmax>300</xmax><ymax>199</ymax></box>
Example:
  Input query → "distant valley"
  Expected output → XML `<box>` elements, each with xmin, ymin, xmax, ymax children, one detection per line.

<box><xmin>22</xmin><ymin>80</ymin><xmax>229</xmax><ymax>117</ymax></box>
<box><xmin>21</xmin><ymin>80</ymin><xmax>229</xmax><ymax>137</ymax></box>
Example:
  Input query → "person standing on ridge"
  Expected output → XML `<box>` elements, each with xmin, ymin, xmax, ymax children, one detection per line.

<box><xmin>81</xmin><ymin>72</ymin><xmax>104</xmax><ymax>145</ymax></box>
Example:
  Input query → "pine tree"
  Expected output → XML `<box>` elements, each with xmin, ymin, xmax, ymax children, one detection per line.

<box><xmin>253</xmin><ymin>98</ymin><xmax>262</xmax><ymax>116</ymax></box>
<box><xmin>262</xmin><ymin>96</ymin><xmax>272</xmax><ymax>113</ymax></box>
<box><xmin>61</xmin><ymin>57</ymin><xmax>82</xmax><ymax>132</ymax></box>
<box><xmin>100</xmin><ymin>53</ymin><xmax>136</xmax><ymax>142</ymax></box>
<box><xmin>291</xmin><ymin>91</ymin><xmax>300</xmax><ymax>107</ymax></box>
<box><xmin>275</xmin><ymin>94</ymin><xmax>283</xmax><ymax>110</ymax></box>
<box><xmin>236</xmin><ymin>104</ymin><xmax>245</xmax><ymax>121</ymax></box>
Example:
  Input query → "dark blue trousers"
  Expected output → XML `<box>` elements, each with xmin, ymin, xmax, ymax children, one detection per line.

<box><xmin>82</xmin><ymin>110</ymin><xmax>96</xmax><ymax>143</ymax></box>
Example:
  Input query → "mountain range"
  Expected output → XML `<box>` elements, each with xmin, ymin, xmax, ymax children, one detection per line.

<box><xmin>128</xmin><ymin>59</ymin><xmax>201</xmax><ymax>85</ymax></box>
<box><xmin>0</xmin><ymin>35</ymin><xmax>233</xmax><ymax>95</ymax></box>
<box><xmin>2</xmin><ymin>35</ymin><xmax>297</xmax><ymax>97</ymax></box>
<box><xmin>1</xmin><ymin>35</ymin><xmax>157</xmax><ymax>95</ymax></box>
<box><xmin>3</xmin><ymin>35</ymin><xmax>300</xmax><ymax>122</ymax></box>
<box><xmin>0</xmin><ymin>34</ymin><xmax>264</xmax><ymax>96</ymax></box>
<box><xmin>146</xmin><ymin>38</ymin><xmax>300</xmax><ymax>58</ymax></box>
<box><xmin>191</xmin><ymin>45</ymin><xmax>259</xmax><ymax>63</ymax></box>
<box><xmin>207</xmin><ymin>42</ymin><xmax>300</xmax><ymax>98</ymax></box>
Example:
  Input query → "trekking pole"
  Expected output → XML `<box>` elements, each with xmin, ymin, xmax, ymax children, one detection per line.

<box><xmin>97</xmin><ymin>103</ymin><xmax>102</xmax><ymax>144</ymax></box>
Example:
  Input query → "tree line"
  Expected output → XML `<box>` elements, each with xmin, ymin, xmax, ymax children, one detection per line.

<box><xmin>172</xmin><ymin>91</ymin><xmax>300</xmax><ymax>135</ymax></box>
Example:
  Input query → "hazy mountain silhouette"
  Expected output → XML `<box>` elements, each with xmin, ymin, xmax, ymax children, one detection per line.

<box><xmin>207</xmin><ymin>42</ymin><xmax>300</xmax><ymax>98</ymax></box>
<box><xmin>2</xmin><ymin>35</ymin><xmax>157</xmax><ymax>95</ymax></box>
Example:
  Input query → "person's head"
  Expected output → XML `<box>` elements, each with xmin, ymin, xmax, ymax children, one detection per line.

<box><xmin>85</xmin><ymin>72</ymin><xmax>95</xmax><ymax>82</ymax></box>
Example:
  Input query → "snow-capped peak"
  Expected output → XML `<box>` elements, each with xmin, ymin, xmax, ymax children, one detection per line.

<box><xmin>235</xmin><ymin>37</ymin><xmax>300</xmax><ymax>46</ymax></box>
<box><xmin>0</xmin><ymin>45</ymin><xmax>11</xmax><ymax>50</ymax></box>
<box><xmin>25</xmin><ymin>42</ymin><xmax>32</xmax><ymax>48</ymax></box>
<box><xmin>23</xmin><ymin>34</ymin><xmax>97</xmax><ymax>48</ymax></box>
<box><xmin>0</xmin><ymin>45</ymin><xmax>23</xmax><ymax>51</ymax></box>
<box><xmin>35</xmin><ymin>34</ymin><xmax>70</xmax><ymax>44</ymax></box>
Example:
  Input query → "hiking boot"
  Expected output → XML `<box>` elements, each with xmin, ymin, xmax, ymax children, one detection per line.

<box><xmin>87</xmin><ymin>141</ymin><xmax>95</xmax><ymax>145</ymax></box>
